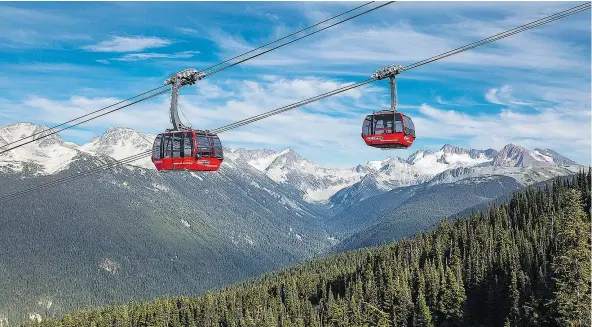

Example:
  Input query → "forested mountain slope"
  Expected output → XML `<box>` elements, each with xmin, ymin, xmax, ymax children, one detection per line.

<box><xmin>1</xmin><ymin>123</ymin><xmax>585</xmax><ymax>323</ymax></box>
<box><xmin>0</xmin><ymin>153</ymin><xmax>331</xmax><ymax>323</ymax></box>
<box><xmin>24</xmin><ymin>170</ymin><xmax>591</xmax><ymax>327</ymax></box>
<box><xmin>329</xmin><ymin>175</ymin><xmax>523</xmax><ymax>249</ymax></box>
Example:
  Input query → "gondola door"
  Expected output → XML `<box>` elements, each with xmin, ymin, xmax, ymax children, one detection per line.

<box><xmin>182</xmin><ymin>131</ymin><xmax>196</xmax><ymax>170</ymax></box>
<box><xmin>161</xmin><ymin>133</ymin><xmax>174</xmax><ymax>170</ymax></box>
<box><xmin>169</xmin><ymin>131</ymin><xmax>194</xmax><ymax>170</ymax></box>
<box><xmin>171</xmin><ymin>132</ymin><xmax>183</xmax><ymax>170</ymax></box>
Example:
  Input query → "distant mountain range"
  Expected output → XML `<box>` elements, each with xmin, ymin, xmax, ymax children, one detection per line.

<box><xmin>0</xmin><ymin>122</ymin><xmax>584</xmax><ymax>323</ymax></box>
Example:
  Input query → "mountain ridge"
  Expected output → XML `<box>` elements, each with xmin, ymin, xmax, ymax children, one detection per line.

<box><xmin>1</xmin><ymin>123</ymin><xmax>583</xmax><ymax>205</ymax></box>
<box><xmin>0</xmin><ymin>122</ymin><xmax>586</xmax><ymax>322</ymax></box>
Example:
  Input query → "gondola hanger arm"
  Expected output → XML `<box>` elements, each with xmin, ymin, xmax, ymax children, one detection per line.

<box><xmin>371</xmin><ymin>64</ymin><xmax>404</xmax><ymax>112</ymax></box>
<box><xmin>164</xmin><ymin>68</ymin><xmax>205</xmax><ymax>131</ymax></box>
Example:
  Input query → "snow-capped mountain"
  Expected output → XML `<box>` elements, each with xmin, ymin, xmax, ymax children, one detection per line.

<box><xmin>81</xmin><ymin>127</ymin><xmax>156</xmax><ymax>169</ymax></box>
<box><xmin>0</xmin><ymin>122</ymin><xmax>586</xmax><ymax>322</ymax></box>
<box><xmin>330</xmin><ymin>143</ymin><xmax>581</xmax><ymax>207</ymax></box>
<box><xmin>532</xmin><ymin>148</ymin><xmax>578</xmax><ymax>165</ymax></box>
<box><xmin>491</xmin><ymin>144</ymin><xmax>577</xmax><ymax>167</ymax></box>
<box><xmin>330</xmin><ymin>144</ymin><xmax>499</xmax><ymax>206</ymax></box>
<box><xmin>0</xmin><ymin>123</ymin><xmax>82</xmax><ymax>175</ymax></box>
<box><xmin>227</xmin><ymin>144</ymin><xmax>501</xmax><ymax>205</ymax></box>
<box><xmin>228</xmin><ymin>147</ymin><xmax>366</xmax><ymax>203</ymax></box>
<box><xmin>0</xmin><ymin>123</ymin><xmax>584</xmax><ymax>207</ymax></box>
<box><xmin>224</xmin><ymin>148</ymin><xmax>282</xmax><ymax>171</ymax></box>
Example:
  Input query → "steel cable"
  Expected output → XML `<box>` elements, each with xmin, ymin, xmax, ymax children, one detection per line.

<box><xmin>0</xmin><ymin>2</ymin><xmax>588</xmax><ymax>203</ymax></box>
<box><xmin>1</xmin><ymin>2</ymin><xmax>390</xmax><ymax>155</ymax></box>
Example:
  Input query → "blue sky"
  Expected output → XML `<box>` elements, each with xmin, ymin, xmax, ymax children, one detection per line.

<box><xmin>0</xmin><ymin>1</ymin><xmax>590</xmax><ymax>167</ymax></box>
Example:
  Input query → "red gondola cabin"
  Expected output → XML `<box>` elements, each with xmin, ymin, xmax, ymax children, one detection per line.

<box><xmin>362</xmin><ymin>111</ymin><xmax>415</xmax><ymax>149</ymax></box>
<box><xmin>151</xmin><ymin>130</ymin><xmax>223</xmax><ymax>171</ymax></box>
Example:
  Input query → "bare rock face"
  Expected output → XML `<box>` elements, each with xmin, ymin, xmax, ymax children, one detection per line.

<box><xmin>99</xmin><ymin>258</ymin><xmax>121</xmax><ymax>275</ymax></box>
<box><xmin>490</xmin><ymin>144</ymin><xmax>563</xmax><ymax>167</ymax></box>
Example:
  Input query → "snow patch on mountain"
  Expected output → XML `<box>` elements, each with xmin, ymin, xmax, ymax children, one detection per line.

<box><xmin>331</xmin><ymin>145</ymin><xmax>503</xmax><ymax>207</ymax></box>
<box><xmin>533</xmin><ymin>148</ymin><xmax>578</xmax><ymax>165</ymax></box>
<box><xmin>366</xmin><ymin>158</ymin><xmax>391</xmax><ymax>170</ymax></box>
<box><xmin>81</xmin><ymin>127</ymin><xmax>155</xmax><ymax>169</ymax></box>
<box><xmin>263</xmin><ymin>149</ymin><xmax>365</xmax><ymax>203</ymax></box>
<box><xmin>190</xmin><ymin>172</ymin><xmax>203</xmax><ymax>180</ymax></box>
<box><xmin>532</xmin><ymin>150</ymin><xmax>554</xmax><ymax>163</ymax></box>
<box><xmin>224</xmin><ymin>148</ymin><xmax>283</xmax><ymax>171</ymax></box>
<box><xmin>151</xmin><ymin>183</ymin><xmax>169</xmax><ymax>192</ymax></box>
<box><xmin>0</xmin><ymin>123</ymin><xmax>81</xmax><ymax>175</ymax></box>
<box><xmin>99</xmin><ymin>258</ymin><xmax>120</xmax><ymax>275</ymax></box>
<box><xmin>227</xmin><ymin>147</ymin><xmax>366</xmax><ymax>203</ymax></box>
<box><xmin>0</xmin><ymin>123</ymin><xmax>582</xmax><ymax>208</ymax></box>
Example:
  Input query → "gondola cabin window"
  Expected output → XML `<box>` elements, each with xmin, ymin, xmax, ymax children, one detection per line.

<box><xmin>372</xmin><ymin>114</ymin><xmax>395</xmax><ymax>135</ymax></box>
<box><xmin>395</xmin><ymin>114</ymin><xmax>403</xmax><ymax>133</ymax></box>
<box><xmin>403</xmin><ymin>115</ymin><xmax>415</xmax><ymax>137</ymax></box>
<box><xmin>183</xmin><ymin>132</ymin><xmax>194</xmax><ymax>157</ymax></box>
<box><xmin>197</xmin><ymin>134</ymin><xmax>212</xmax><ymax>157</ymax></box>
<box><xmin>152</xmin><ymin>134</ymin><xmax>162</xmax><ymax>159</ymax></box>
<box><xmin>172</xmin><ymin>133</ymin><xmax>182</xmax><ymax>158</ymax></box>
<box><xmin>362</xmin><ymin>116</ymin><xmax>372</xmax><ymax>136</ymax></box>
<box><xmin>163</xmin><ymin>134</ymin><xmax>172</xmax><ymax>158</ymax></box>
<box><xmin>213</xmin><ymin>136</ymin><xmax>223</xmax><ymax>158</ymax></box>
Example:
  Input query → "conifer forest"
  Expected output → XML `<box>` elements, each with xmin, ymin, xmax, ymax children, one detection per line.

<box><xmin>22</xmin><ymin>170</ymin><xmax>591</xmax><ymax>327</ymax></box>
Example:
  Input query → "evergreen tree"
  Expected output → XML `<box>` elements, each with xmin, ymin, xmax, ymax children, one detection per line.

<box><xmin>20</xmin><ymin>172</ymin><xmax>590</xmax><ymax>327</ymax></box>
<box><xmin>549</xmin><ymin>189</ymin><xmax>591</xmax><ymax>326</ymax></box>
<box><xmin>413</xmin><ymin>290</ymin><xmax>433</xmax><ymax>327</ymax></box>
<box><xmin>438</xmin><ymin>268</ymin><xmax>465</xmax><ymax>326</ymax></box>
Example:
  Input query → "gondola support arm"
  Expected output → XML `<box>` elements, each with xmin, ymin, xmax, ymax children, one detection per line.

<box><xmin>372</xmin><ymin>64</ymin><xmax>404</xmax><ymax>112</ymax></box>
<box><xmin>164</xmin><ymin>68</ymin><xmax>205</xmax><ymax>131</ymax></box>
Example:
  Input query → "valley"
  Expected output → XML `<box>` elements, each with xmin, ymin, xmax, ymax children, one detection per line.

<box><xmin>0</xmin><ymin>122</ymin><xmax>584</xmax><ymax>323</ymax></box>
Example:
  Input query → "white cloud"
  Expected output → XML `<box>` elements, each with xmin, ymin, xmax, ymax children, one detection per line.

<box><xmin>435</xmin><ymin>95</ymin><xmax>484</xmax><ymax>107</ymax></box>
<box><xmin>244</xmin><ymin>5</ymin><xmax>281</xmax><ymax>21</ymax></box>
<box><xmin>2</xmin><ymin>0</ymin><xmax>589</xmax><ymax>166</ymax></box>
<box><xmin>177</xmin><ymin>27</ymin><xmax>198</xmax><ymax>35</ymax></box>
<box><xmin>485</xmin><ymin>88</ymin><xmax>505</xmax><ymax>105</ymax></box>
<box><xmin>485</xmin><ymin>85</ymin><xmax>531</xmax><ymax>106</ymax></box>
<box><xmin>6</xmin><ymin>71</ymin><xmax>591</xmax><ymax>166</ymax></box>
<box><xmin>113</xmin><ymin>50</ymin><xmax>200</xmax><ymax>62</ymax></box>
<box><xmin>17</xmin><ymin>95</ymin><xmax>170</xmax><ymax>134</ymax></box>
<box><xmin>82</xmin><ymin>36</ymin><xmax>172</xmax><ymax>52</ymax></box>
<box><xmin>205</xmin><ymin>2</ymin><xmax>589</xmax><ymax>81</ymax></box>
<box><xmin>414</xmin><ymin>103</ymin><xmax>590</xmax><ymax>162</ymax></box>
<box><xmin>11</xmin><ymin>76</ymin><xmax>383</xmax><ymax>167</ymax></box>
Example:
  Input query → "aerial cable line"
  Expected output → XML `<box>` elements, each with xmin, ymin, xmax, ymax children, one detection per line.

<box><xmin>0</xmin><ymin>86</ymin><xmax>168</xmax><ymax>151</ymax></box>
<box><xmin>211</xmin><ymin>1</ymin><xmax>591</xmax><ymax>133</ymax></box>
<box><xmin>402</xmin><ymin>2</ymin><xmax>591</xmax><ymax>71</ymax></box>
<box><xmin>3</xmin><ymin>128</ymin><xmax>155</xmax><ymax>200</ymax></box>
<box><xmin>199</xmin><ymin>1</ymin><xmax>377</xmax><ymax>73</ymax></box>
<box><xmin>0</xmin><ymin>127</ymin><xmax>158</xmax><ymax>201</ymax></box>
<box><xmin>0</xmin><ymin>139</ymin><xmax>155</xmax><ymax>202</ymax></box>
<box><xmin>0</xmin><ymin>2</ymin><xmax>588</xmax><ymax>204</ymax></box>
<box><xmin>211</xmin><ymin>79</ymin><xmax>375</xmax><ymax>134</ymax></box>
<box><xmin>0</xmin><ymin>89</ymin><xmax>171</xmax><ymax>156</ymax></box>
<box><xmin>202</xmin><ymin>1</ymin><xmax>395</xmax><ymax>77</ymax></box>
<box><xmin>0</xmin><ymin>1</ymin><xmax>390</xmax><ymax>154</ymax></box>
<box><xmin>0</xmin><ymin>151</ymin><xmax>153</xmax><ymax>203</ymax></box>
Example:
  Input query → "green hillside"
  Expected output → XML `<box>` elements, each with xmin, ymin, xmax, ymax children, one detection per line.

<box><xmin>23</xmin><ymin>170</ymin><xmax>591</xmax><ymax>327</ymax></box>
